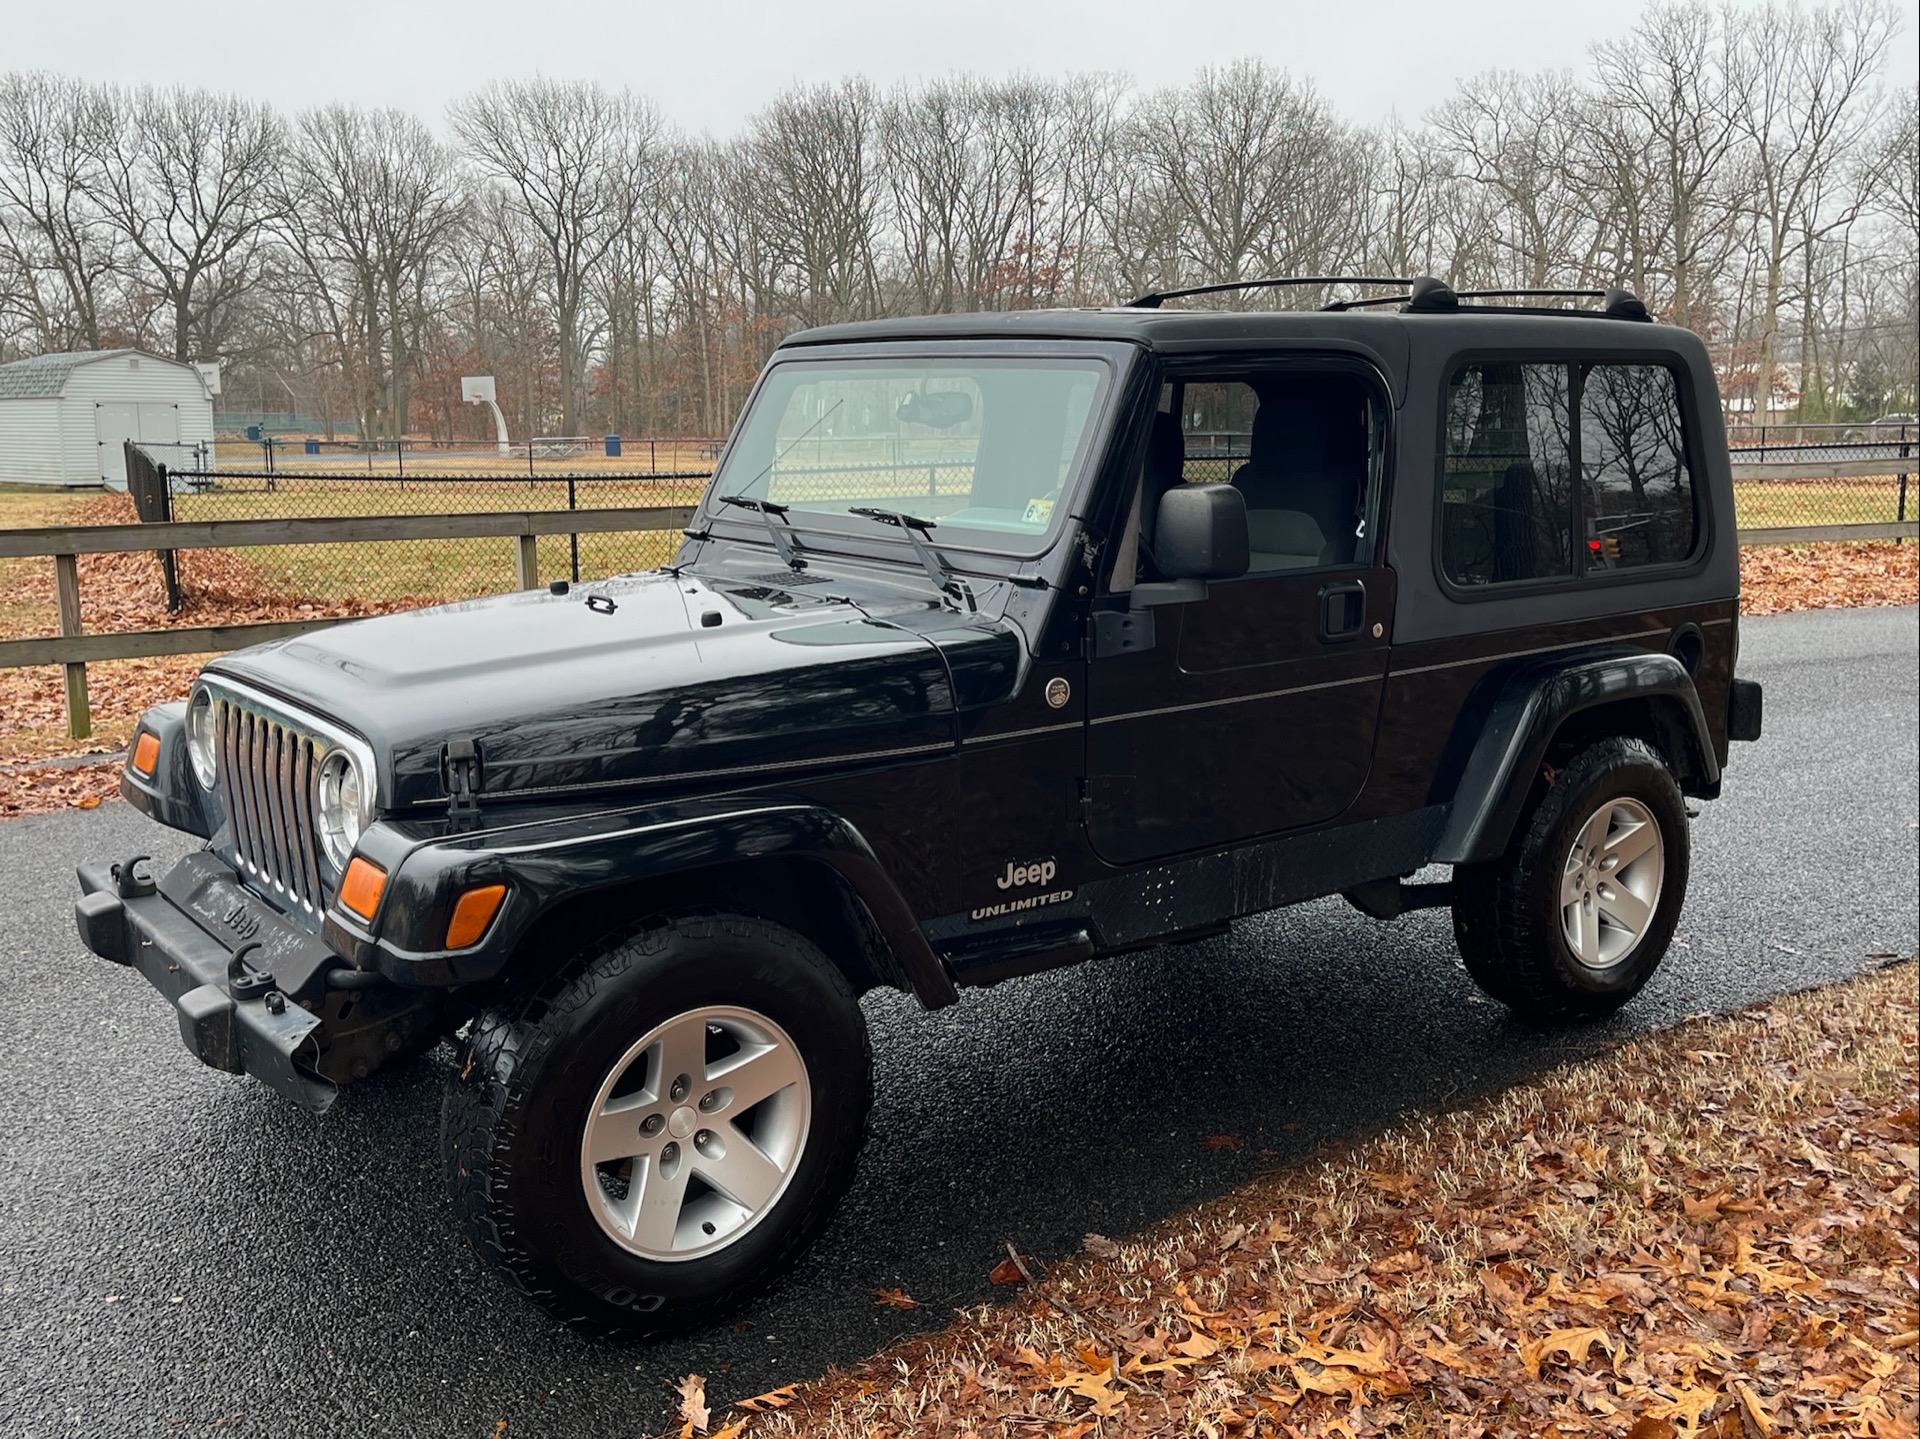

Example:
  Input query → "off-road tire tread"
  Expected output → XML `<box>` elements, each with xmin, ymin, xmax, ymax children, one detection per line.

<box><xmin>1452</xmin><ymin>737</ymin><xmax>1688</xmax><ymax>1021</ymax></box>
<box><xmin>441</xmin><ymin>910</ymin><xmax>871</xmax><ymax>1335</ymax></box>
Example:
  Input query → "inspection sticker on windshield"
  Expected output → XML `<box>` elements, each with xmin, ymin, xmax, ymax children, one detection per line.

<box><xmin>1022</xmin><ymin>498</ymin><xmax>1055</xmax><ymax>525</ymax></box>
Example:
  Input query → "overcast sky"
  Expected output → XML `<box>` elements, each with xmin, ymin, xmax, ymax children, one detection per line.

<box><xmin>9</xmin><ymin>0</ymin><xmax>1917</xmax><ymax>133</ymax></box>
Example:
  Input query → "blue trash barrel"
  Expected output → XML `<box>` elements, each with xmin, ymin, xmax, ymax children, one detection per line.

<box><xmin>245</xmin><ymin>425</ymin><xmax>261</xmax><ymax>442</ymax></box>
<box><xmin>304</xmin><ymin>439</ymin><xmax>320</xmax><ymax>455</ymax></box>
<box><xmin>604</xmin><ymin>434</ymin><xmax>622</xmax><ymax>458</ymax></box>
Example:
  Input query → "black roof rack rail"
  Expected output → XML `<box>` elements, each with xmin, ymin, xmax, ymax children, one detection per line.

<box><xmin>1125</xmin><ymin>274</ymin><xmax>1652</xmax><ymax>321</ymax></box>
<box><xmin>1125</xmin><ymin>276</ymin><xmax>1413</xmax><ymax>309</ymax></box>
<box><xmin>1408</xmin><ymin>281</ymin><xmax>1651</xmax><ymax>321</ymax></box>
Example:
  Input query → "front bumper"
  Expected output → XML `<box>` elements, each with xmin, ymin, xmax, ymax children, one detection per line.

<box><xmin>75</xmin><ymin>852</ymin><xmax>341</xmax><ymax>1112</ymax></box>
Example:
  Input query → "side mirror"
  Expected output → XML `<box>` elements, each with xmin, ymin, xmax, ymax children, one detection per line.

<box><xmin>1134</xmin><ymin>484</ymin><xmax>1248</xmax><ymax>607</ymax></box>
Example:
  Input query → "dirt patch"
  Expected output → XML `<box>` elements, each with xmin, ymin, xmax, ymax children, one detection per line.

<box><xmin>683</xmin><ymin>962</ymin><xmax>1918</xmax><ymax>1438</ymax></box>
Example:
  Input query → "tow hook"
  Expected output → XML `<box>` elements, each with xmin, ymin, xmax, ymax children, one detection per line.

<box><xmin>113</xmin><ymin>854</ymin><xmax>155</xmax><ymax>899</ymax></box>
<box><xmin>227</xmin><ymin>942</ymin><xmax>277</xmax><ymax>1003</ymax></box>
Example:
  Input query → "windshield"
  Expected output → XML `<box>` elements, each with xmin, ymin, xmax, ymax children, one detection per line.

<box><xmin>705</xmin><ymin>356</ymin><xmax>1110</xmax><ymax>556</ymax></box>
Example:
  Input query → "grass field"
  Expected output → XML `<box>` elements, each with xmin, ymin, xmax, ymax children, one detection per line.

<box><xmin>1732</xmin><ymin>475</ymin><xmax>1910</xmax><ymax>527</ymax></box>
<box><xmin>168</xmin><ymin>474</ymin><xmax>709</xmax><ymax>602</ymax></box>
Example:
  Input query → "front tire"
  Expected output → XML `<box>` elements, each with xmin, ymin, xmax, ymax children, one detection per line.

<box><xmin>443</xmin><ymin>912</ymin><xmax>871</xmax><ymax>1334</ymax></box>
<box><xmin>1453</xmin><ymin>737</ymin><xmax>1689</xmax><ymax>1020</ymax></box>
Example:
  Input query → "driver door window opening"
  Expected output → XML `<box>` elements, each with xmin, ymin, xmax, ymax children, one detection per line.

<box><xmin>1131</xmin><ymin>368</ymin><xmax>1384</xmax><ymax>583</ymax></box>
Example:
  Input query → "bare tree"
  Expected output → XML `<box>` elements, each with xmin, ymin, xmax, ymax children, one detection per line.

<box><xmin>1126</xmin><ymin>61</ymin><xmax>1364</xmax><ymax>303</ymax></box>
<box><xmin>744</xmin><ymin>80</ymin><xmax>884</xmax><ymax>329</ymax></box>
<box><xmin>0</xmin><ymin>73</ymin><xmax>120</xmax><ymax>350</ymax></box>
<box><xmin>1725</xmin><ymin>0</ymin><xmax>1896</xmax><ymax>416</ymax></box>
<box><xmin>452</xmin><ymin>79</ymin><xmax>654</xmax><ymax>436</ymax></box>
<box><xmin>279</xmin><ymin>105</ymin><xmax>465</xmax><ymax>437</ymax></box>
<box><xmin>89</xmin><ymin>84</ymin><xmax>283</xmax><ymax>361</ymax></box>
<box><xmin>1590</xmin><ymin>5</ymin><xmax>1741</xmax><ymax>326</ymax></box>
<box><xmin>1433</xmin><ymin>69</ymin><xmax>1599</xmax><ymax>290</ymax></box>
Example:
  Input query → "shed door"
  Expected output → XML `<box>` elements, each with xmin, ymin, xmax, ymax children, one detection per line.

<box><xmin>94</xmin><ymin>403</ymin><xmax>139</xmax><ymax>486</ymax></box>
<box><xmin>138</xmin><ymin>403</ymin><xmax>179</xmax><ymax>445</ymax></box>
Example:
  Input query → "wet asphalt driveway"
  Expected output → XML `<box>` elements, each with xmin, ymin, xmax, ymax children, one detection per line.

<box><xmin>1</xmin><ymin>604</ymin><xmax>1915</xmax><ymax>1439</ymax></box>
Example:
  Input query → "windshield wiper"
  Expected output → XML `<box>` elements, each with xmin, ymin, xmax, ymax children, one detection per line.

<box><xmin>716</xmin><ymin>495</ymin><xmax>805</xmax><ymax>571</ymax></box>
<box><xmin>848</xmin><ymin>508</ymin><xmax>975</xmax><ymax>612</ymax></box>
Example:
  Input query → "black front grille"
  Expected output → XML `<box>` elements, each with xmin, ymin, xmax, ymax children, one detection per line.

<box><xmin>213</xmin><ymin>697</ymin><xmax>327</xmax><ymax>913</ymax></box>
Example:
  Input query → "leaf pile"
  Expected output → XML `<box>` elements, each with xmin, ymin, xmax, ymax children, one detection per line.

<box><xmin>1741</xmin><ymin>541</ymin><xmax>1919</xmax><ymax>616</ymax></box>
<box><xmin>689</xmin><ymin>962</ymin><xmax>1919</xmax><ymax>1438</ymax></box>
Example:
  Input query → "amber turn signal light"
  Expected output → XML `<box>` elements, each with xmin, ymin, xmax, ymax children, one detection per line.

<box><xmin>338</xmin><ymin>857</ymin><xmax>387</xmax><ymax>921</ymax></box>
<box><xmin>446</xmin><ymin>884</ymin><xmax>507</xmax><ymax>949</ymax></box>
<box><xmin>130</xmin><ymin>731</ymin><xmax>161</xmax><ymax>776</ymax></box>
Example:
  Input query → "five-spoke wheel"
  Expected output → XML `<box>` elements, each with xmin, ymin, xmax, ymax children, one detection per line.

<box><xmin>1559</xmin><ymin>797</ymin><xmax>1665</xmax><ymax>970</ymax></box>
<box><xmin>581</xmin><ymin>1006</ymin><xmax>812</xmax><ymax>1261</ymax></box>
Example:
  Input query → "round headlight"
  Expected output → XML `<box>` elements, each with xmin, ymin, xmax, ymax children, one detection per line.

<box><xmin>316</xmin><ymin>750</ymin><xmax>368</xmax><ymax>870</ymax></box>
<box><xmin>185</xmin><ymin>689</ymin><xmax>218</xmax><ymax>789</ymax></box>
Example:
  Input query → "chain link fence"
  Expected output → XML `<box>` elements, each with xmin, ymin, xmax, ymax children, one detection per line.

<box><xmin>1728</xmin><ymin>423</ymin><xmax>1915</xmax><ymax>531</ymax></box>
<box><xmin>155</xmin><ymin>465</ymin><xmax>710</xmax><ymax>603</ymax></box>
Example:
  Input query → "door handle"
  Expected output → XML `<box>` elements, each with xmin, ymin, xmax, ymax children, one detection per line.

<box><xmin>1319</xmin><ymin>581</ymin><xmax>1365</xmax><ymax>642</ymax></box>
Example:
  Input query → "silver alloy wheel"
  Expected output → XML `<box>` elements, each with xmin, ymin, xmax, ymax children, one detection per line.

<box><xmin>1560</xmin><ymin>796</ymin><xmax>1665</xmax><ymax>970</ymax></box>
<box><xmin>579</xmin><ymin>1005</ymin><xmax>811</xmax><ymax>1263</ymax></box>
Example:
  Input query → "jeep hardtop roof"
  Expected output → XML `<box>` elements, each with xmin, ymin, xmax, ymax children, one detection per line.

<box><xmin>780</xmin><ymin>278</ymin><xmax>1689</xmax><ymax>354</ymax></box>
<box><xmin>782</xmin><ymin>307</ymin><xmax>1687</xmax><ymax>351</ymax></box>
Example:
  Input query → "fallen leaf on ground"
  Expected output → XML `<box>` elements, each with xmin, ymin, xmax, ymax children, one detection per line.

<box><xmin>674</xmin><ymin>1373</ymin><xmax>709</xmax><ymax>1434</ymax></box>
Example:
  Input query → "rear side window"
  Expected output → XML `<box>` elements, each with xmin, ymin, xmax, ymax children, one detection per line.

<box><xmin>1580</xmin><ymin>365</ymin><xmax>1696</xmax><ymax>569</ymax></box>
<box><xmin>1441</xmin><ymin>360</ymin><xmax>1696</xmax><ymax>587</ymax></box>
<box><xmin>1441</xmin><ymin>363</ymin><xmax>1574</xmax><ymax>584</ymax></box>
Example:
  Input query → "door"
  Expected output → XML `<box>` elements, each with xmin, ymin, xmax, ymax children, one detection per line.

<box><xmin>94</xmin><ymin>402</ymin><xmax>139</xmax><ymax>485</ymax></box>
<box><xmin>1085</xmin><ymin>365</ymin><xmax>1395</xmax><ymax>866</ymax></box>
<box><xmin>138</xmin><ymin>402</ymin><xmax>180</xmax><ymax>446</ymax></box>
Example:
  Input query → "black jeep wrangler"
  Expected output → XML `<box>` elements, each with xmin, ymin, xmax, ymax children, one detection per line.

<box><xmin>77</xmin><ymin>277</ymin><xmax>1763</xmax><ymax>1332</ymax></box>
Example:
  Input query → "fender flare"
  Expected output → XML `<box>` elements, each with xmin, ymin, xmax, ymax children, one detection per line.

<box><xmin>1431</xmin><ymin>649</ymin><xmax>1718</xmax><ymax>866</ymax></box>
<box><xmin>326</xmin><ymin>797</ymin><xmax>959</xmax><ymax>1007</ymax></box>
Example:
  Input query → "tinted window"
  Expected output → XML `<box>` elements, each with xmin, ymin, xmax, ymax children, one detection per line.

<box><xmin>1580</xmin><ymin>364</ymin><xmax>1695</xmax><ymax>569</ymax></box>
<box><xmin>1442</xmin><ymin>363</ymin><xmax>1574</xmax><ymax>585</ymax></box>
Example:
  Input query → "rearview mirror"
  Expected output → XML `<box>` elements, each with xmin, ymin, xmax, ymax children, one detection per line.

<box><xmin>896</xmin><ymin>390</ymin><xmax>975</xmax><ymax>429</ymax></box>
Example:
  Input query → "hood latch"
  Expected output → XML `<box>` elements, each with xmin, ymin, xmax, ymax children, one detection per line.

<box><xmin>442</xmin><ymin>738</ymin><xmax>483</xmax><ymax>828</ymax></box>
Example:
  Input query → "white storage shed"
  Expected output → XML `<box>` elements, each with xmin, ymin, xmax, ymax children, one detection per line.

<box><xmin>0</xmin><ymin>349</ymin><xmax>215</xmax><ymax>487</ymax></box>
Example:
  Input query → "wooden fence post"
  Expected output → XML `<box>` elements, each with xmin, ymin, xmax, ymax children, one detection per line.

<box><xmin>514</xmin><ymin>533</ymin><xmax>539</xmax><ymax>590</ymax></box>
<box><xmin>54</xmin><ymin>552</ymin><xmax>90</xmax><ymax>740</ymax></box>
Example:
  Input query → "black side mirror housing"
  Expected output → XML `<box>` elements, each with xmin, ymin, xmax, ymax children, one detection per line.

<box><xmin>1134</xmin><ymin>484</ymin><xmax>1249</xmax><ymax>607</ymax></box>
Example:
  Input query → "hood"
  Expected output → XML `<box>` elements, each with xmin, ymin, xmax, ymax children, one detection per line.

<box><xmin>209</xmin><ymin>563</ymin><xmax>1024</xmax><ymax>810</ymax></box>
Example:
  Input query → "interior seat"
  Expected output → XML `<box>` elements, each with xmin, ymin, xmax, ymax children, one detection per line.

<box><xmin>1231</xmin><ymin>382</ymin><xmax>1364</xmax><ymax>568</ymax></box>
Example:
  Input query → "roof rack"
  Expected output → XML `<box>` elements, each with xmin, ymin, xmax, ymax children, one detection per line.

<box><xmin>1130</xmin><ymin>273</ymin><xmax>1651</xmax><ymax>322</ymax></box>
<box><xmin>1125</xmin><ymin>276</ymin><xmax>1414</xmax><ymax>309</ymax></box>
<box><xmin>1399</xmin><ymin>277</ymin><xmax>1651</xmax><ymax>321</ymax></box>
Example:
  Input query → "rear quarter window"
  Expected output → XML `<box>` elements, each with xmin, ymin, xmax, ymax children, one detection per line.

<box><xmin>1441</xmin><ymin>359</ymin><xmax>1697</xmax><ymax>589</ymax></box>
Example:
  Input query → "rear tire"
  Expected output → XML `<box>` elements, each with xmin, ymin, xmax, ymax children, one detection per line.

<box><xmin>443</xmin><ymin>911</ymin><xmax>871</xmax><ymax>1334</ymax></box>
<box><xmin>1453</xmin><ymin>737</ymin><xmax>1688</xmax><ymax>1020</ymax></box>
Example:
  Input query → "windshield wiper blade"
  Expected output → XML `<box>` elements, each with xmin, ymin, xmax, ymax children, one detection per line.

<box><xmin>848</xmin><ymin>507</ymin><xmax>975</xmax><ymax>611</ymax></box>
<box><xmin>716</xmin><ymin>494</ymin><xmax>805</xmax><ymax>570</ymax></box>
